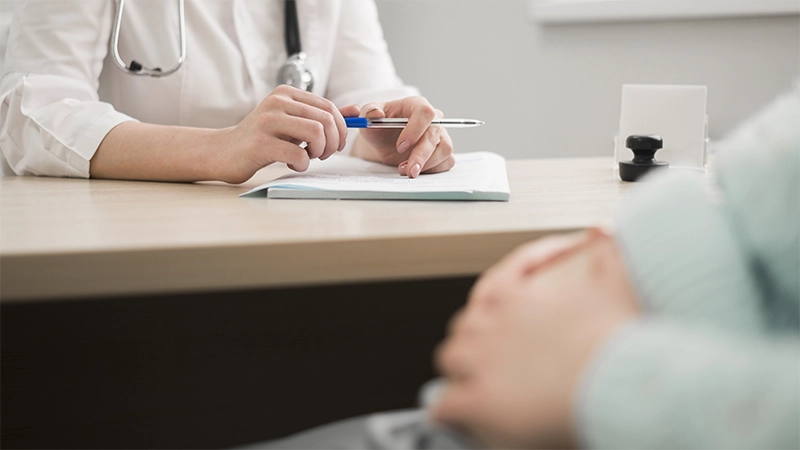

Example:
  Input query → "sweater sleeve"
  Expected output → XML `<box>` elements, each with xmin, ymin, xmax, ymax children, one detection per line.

<box><xmin>0</xmin><ymin>0</ymin><xmax>136</xmax><ymax>178</ymax></box>
<box><xmin>714</xmin><ymin>89</ymin><xmax>800</xmax><ymax>330</ymax></box>
<box><xmin>578</xmin><ymin>87</ymin><xmax>800</xmax><ymax>448</ymax></box>
<box><xmin>578</xmin><ymin>319</ymin><xmax>800</xmax><ymax>449</ymax></box>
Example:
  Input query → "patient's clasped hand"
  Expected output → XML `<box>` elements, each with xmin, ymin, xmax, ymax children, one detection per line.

<box><xmin>433</xmin><ymin>229</ymin><xmax>639</xmax><ymax>449</ymax></box>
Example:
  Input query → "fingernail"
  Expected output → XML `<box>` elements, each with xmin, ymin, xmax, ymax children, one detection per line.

<box><xmin>410</xmin><ymin>163</ymin><xmax>421</xmax><ymax>178</ymax></box>
<box><xmin>397</xmin><ymin>140</ymin><xmax>411</xmax><ymax>154</ymax></box>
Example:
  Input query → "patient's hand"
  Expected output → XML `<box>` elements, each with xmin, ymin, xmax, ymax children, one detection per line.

<box><xmin>431</xmin><ymin>229</ymin><xmax>640</xmax><ymax>449</ymax></box>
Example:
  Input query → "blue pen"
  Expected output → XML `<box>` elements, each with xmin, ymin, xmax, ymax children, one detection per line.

<box><xmin>345</xmin><ymin>117</ymin><xmax>484</xmax><ymax>129</ymax></box>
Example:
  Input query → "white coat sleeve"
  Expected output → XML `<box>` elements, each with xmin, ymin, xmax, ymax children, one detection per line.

<box><xmin>325</xmin><ymin>0</ymin><xmax>418</xmax><ymax>109</ymax></box>
<box><xmin>0</xmin><ymin>0</ymin><xmax>137</xmax><ymax>178</ymax></box>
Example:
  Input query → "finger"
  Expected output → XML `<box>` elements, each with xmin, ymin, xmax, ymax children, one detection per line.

<box><xmin>277</xmin><ymin>115</ymin><xmax>327</xmax><ymax>160</ymax></box>
<box><xmin>396</xmin><ymin>98</ymin><xmax>438</xmax><ymax>155</ymax></box>
<box><xmin>467</xmin><ymin>257</ymin><xmax>525</xmax><ymax>310</ymax></box>
<box><xmin>507</xmin><ymin>232</ymin><xmax>591</xmax><ymax>277</ymax></box>
<box><xmin>398</xmin><ymin>160</ymin><xmax>409</xmax><ymax>176</ymax></box>
<box><xmin>268</xmin><ymin>140</ymin><xmax>311</xmax><ymax>173</ymax></box>
<box><xmin>278</xmin><ymin>85</ymin><xmax>348</xmax><ymax>153</ymax></box>
<box><xmin>435</xmin><ymin>312</ymin><xmax>491</xmax><ymax>380</ymax></box>
<box><xmin>360</xmin><ymin>102</ymin><xmax>386</xmax><ymax>119</ymax></box>
<box><xmin>445</xmin><ymin>307</ymin><xmax>468</xmax><ymax>335</ymax></box>
<box><xmin>429</xmin><ymin>381</ymin><xmax>480</xmax><ymax>428</ymax></box>
<box><xmin>466</xmin><ymin>272</ymin><xmax>495</xmax><ymax>307</ymax></box>
<box><xmin>405</xmin><ymin>126</ymin><xmax>441</xmax><ymax>178</ymax></box>
<box><xmin>399</xmin><ymin>133</ymin><xmax>454</xmax><ymax>176</ymax></box>
<box><xmin>338</xmin><ymin>104</ymin><xmax>360</xmax><ymax>118</ymax></box>
<box><xmin>420</xmin><ymin>131</ymin><xmax>454</xmax><ymax>173</ymax></box>
<box><xmin>336</xmin><ymin>105</ymin><xmax>361</xmax><ymax>152</ymax></box>
<box><xmin>435</xmin><ymin>337</ymin><xmax>479</xmax><ymax>382</ymax></box>
<box><xmin>282</xmin><ymin>101</ymin><xmax>340</xmax><ymax>160</ymax></box>
<box><xmin>420</xmin><ymin>155</ymin><xmax>456</xmax><ymax>175</ymax></box>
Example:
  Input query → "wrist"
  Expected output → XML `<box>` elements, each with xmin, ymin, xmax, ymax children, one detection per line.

<box><xmin>205</xmin><ymin>127</ymin><xmax>243</xmax><ymax>183</ymax></box>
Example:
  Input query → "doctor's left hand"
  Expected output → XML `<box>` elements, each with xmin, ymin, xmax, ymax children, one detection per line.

<box><xmin>351</xmin><ymin>97</ymin><xmax>455</xmax><ymax>178</ymax></box>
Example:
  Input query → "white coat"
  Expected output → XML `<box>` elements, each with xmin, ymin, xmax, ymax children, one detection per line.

<box><xmin>0</xmin><ymin>0</ymin><xmax>417</xmax><ymax>177</ymax></box>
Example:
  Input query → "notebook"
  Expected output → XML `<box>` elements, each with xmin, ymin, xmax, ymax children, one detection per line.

<box><xmin>240</xmin><ymin>151</ymin><xmax>510</xmax><ymax>201</ymax></box>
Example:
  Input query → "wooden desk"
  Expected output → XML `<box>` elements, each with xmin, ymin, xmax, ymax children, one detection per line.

<box><xmin>0</xmin><ymin>157</ymin><xmax>636</xmax><ymax>448</ymax></box>
<box><xmin>1</xmin><ymin>157</ymin><xmax>632</xmax><ymax>302</ymax></box>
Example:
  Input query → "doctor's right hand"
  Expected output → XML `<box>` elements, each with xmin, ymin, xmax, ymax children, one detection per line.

<box><xmin>219</xmin><ymin>85</ymin><xmax>359</xmax><ymax>183</ymax></box>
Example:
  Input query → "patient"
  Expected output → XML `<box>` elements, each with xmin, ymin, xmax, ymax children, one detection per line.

<box><xmin>249</xmin><ymin>87</ymin><xmax>799</xmax><ymax>449</ymax></box>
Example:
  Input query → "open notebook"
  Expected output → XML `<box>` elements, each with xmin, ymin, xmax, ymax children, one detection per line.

<box><xmin>240</xmin><ymin>151</ymin><xmax>510</xmax><ymax>201</ymax></box>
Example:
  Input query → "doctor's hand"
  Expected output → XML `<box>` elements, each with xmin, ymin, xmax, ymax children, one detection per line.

<box><xmin>431</xmin><ymin>230</ymin><xmax>640</xmax><ymax>449</ymax></box>
<box><xmin>350</xmin><ymin>96</ymin><xmax>455</xmax><ymax>178</ymax></box>
<box><xmin>219</xmin><ymin>85</ymin><xmax>360</xmax><ymax>183</ymax></box>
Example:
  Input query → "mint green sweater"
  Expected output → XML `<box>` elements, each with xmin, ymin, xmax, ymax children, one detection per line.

<box><xmin>578</xmin><ymin>88</ymin><xmax>800</xmax><ymax>449</ymax></box>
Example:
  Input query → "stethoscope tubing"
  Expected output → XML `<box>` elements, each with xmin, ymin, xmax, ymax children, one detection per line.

<box><xmin>111</xmin><ymin>0</ymin><xmax>187</xmax><ymax>77</ymax></box>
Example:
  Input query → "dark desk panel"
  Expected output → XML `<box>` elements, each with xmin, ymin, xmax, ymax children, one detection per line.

<box><xmin>2</xmin><ymin>277</ymin><xmax>474</xmax><ymax>449</ymax></box>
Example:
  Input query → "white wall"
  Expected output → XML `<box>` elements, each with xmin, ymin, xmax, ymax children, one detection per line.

<box><xmin>0</xmin><ymin>0</ymin><xmax>16</xmax><ymax>75</ymax></box>
<box><xmin>375</xmin><ymin>0</ymin><xmax>800</xmax><ymax>159</ymax></box>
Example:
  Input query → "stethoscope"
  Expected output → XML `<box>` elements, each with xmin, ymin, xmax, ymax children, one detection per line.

<box><xmin>111</xmin><ymin>0</ymin><xmax>315</xmax><ymax>92</ymax></box>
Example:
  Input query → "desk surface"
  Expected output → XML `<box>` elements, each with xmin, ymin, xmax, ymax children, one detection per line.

<box><xmin>1</xmin><ymin>157</ymin><xmax>638</xmax><ymax>301</ymax></box>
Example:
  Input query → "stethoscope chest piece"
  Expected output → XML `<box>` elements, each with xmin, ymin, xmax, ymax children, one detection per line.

<box><xmin>278</xmin><ymin>52</ymin><xmax>314</xmax><ymax>92</ymax></box>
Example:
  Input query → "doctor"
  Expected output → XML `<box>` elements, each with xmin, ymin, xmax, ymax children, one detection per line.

<box><xmin>0</xmin><ymin>0</ymin><xmax>455</xmax><ymax>182</ymax></box>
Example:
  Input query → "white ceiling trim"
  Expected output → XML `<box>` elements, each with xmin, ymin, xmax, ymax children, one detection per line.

<box><xmin>528</xmin><ymin>0</ymin><xmax>800</xmax><ymax>24</ymax></box>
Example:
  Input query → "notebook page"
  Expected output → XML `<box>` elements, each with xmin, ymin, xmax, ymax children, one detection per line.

<box><xmin>241</xmin><ymin>152</ymin><xmax>506</xmax><ymax>196</ymax></box>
